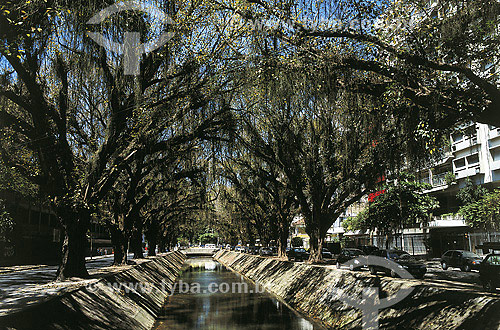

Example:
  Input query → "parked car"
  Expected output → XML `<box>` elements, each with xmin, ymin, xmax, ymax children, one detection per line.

<box><xmin>234</xmin><ymin>246</ymin><xmax>244</xmax><ymax>252</ymax></box>
<box><xmin>357</xmin><ymin>245</ymin><xmax>380</xmax><ymax>255</ymax></box>
<box><xmin>205</xmin><ymin>243</ymin><xmax>216</xmax><ymax>249</ymax></box>
<box><xmin>336</xmin><ymin>248</ymin><xmax>364</xmax><ymax>270</ymax></box>
<box><xmin>322</xmin><ymin>248</ymin><xmax>333</xmax><ymax>259</ymax></box>
<box><xmin>287</xmin><ymin>248</ymin><xmax>310</xmax><ymax>261</ymax></box>
<box><xmin>259</xmin><ymin>247</ymin><xmax>277</xmax><ymax>256</ymax></box>
<box><xmin>368</xmin><ymin>249</ymin><xmax>427</xmax><ymax>279</ymax></box>
<box><xmin>441</xmin><ymin>250</ymin><xmax>482</xmax><ymax>272</ymax></box>
<box><xmin>480</xmin><ymin>253</ymin><xmax>500</xmax><ymax>292</ymax></box>
<box><xmin>246</xmin><ymin>246</ymin><xmax>259</xmax><ymax>255</ymax></box>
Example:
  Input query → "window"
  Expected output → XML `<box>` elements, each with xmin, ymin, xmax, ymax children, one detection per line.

<box><xmin>454</xmin><ymin>158</ymin><xmax>466</xmax><ymax>169</ymax></box>
<box><xmin>40</xmin><ymin>213</ymin><xmax>49</xmax><ymax>226</ymax></box>
<box><xmin>467</xmin><ymin>154</ymin><xmax>479</xmax><ymax>166</ymax></box>
<box><xmin>16</xmin><ymin>208</ymin><xmax>29</xmax><ymax>224</ymax></box>
<box><xmin>492</xmin><ymin>149</ymin><xmax>500</xmax><ymax>162</ymax></box>
<box><xmin>486</xmin><ymin>255</ymin><xmax>500</xmax><ymax>265</ymax></box>
<box><xmin>452</xmin><ymin>132</ymin><xmax>463</xmax><ymax>143</ymax></box>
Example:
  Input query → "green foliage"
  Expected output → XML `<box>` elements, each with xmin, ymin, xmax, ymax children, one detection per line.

<box><xmin>178</xmin><ymin>237</ymin><xmax>190</xmax><ymax>247</ymax></box>
<box><xmin>349</xmin><ymin>174</ymin><xmax>439</xmax><ymax>235</ymax></box>
<box><xmin>444</xmin><ymin>172</ymin><xmax>457</xmax><ymax>186</ymax></box>
<box><xmin>457</xmin><ymin>178</ymin><xmax>488</xmax><ymax>205</ymax></box>
<box><xmin>0</xmin><ymin>199</ymin><xmax>13</xmax><ymax>236</ymax></box>
<box><xmin>199</xmin><ymin>232</ymin><xmax>218</xmax><ymax>245</ymax></box>
<box><xmin>291</xmin><ymin>236</ymin><xmax>304</xmax><ymax>247</ymax></box>
<box><xmin>459</xmin><ymin>189</ymin><xmax>500</xmax><ymax>230</ymax></box>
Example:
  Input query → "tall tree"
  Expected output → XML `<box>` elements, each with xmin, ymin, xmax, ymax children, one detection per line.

<box><xmin>222</xmin><ymin>0</ymin><xmax>500</xmax><ymax>128</ymax></box>
<box><xmin>0</xmin><ymin>0</ymin><xmax>239</xmax><ymax>278</ymax></box>
<box><xmin>345</xmin><ymin>174</ymin><xmax>439</xmax><ymax>249</ymax></box>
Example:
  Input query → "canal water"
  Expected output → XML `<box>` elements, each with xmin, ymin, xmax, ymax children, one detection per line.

<box><xmin>153</xmin><ymin>257</ymin><xmax>323</xmax><ymax>330</ymax></box>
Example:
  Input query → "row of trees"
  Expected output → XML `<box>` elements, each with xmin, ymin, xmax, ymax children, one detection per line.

<box><xmin>0</xmin><ymin>0</ymin><xmax>242</xmax><ymax>279</ymax></box>
<box><xmin>1</xmin><ymin>0</ymin><xmax>500</xmax><ymax>273</ymax></box>
<box><xmin>212</xmin><ymin>0</ymin><xmax>500</xmax><ymax>261</ymax></box>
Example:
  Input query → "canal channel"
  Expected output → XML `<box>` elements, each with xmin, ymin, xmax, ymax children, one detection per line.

<box><xmin>153</xmin><ymin>257</ymin><xmax>324</xmax><ymax>329</ymax></box>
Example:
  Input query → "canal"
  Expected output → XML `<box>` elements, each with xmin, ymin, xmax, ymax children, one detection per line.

<box><xmin>153</xmin><ymin>257</ymin><xmax>324</xmax><ymax>329</ymax></box>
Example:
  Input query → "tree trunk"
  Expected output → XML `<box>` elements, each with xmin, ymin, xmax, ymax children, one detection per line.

<box><xmin>56</xmin><ymin>212</ymin><xmax>90</xmax><ymax>280</ymax></box>
<box><xmin>307</xmin><ymin>227</ymin><xmax>324</xmax><ymax>263</ymax></box>
<box><xmin>147</xmin><ymin>235</ymin><xmax>157</xmax><ymax>257</ymax></box>
<box><xmin>130</xmin><ymin>229</ymin><xmax>143</xmax><ymax>259</ymax></box>
<box><xmin>158</xmin><ymin>236</ymin><xmax>166</xmax><ymax>253</ymax></box>
<box><xmin>277</xmin><ymin>220</ymin><xmax>289</xmax><ymax>260</ymax></box>
<box><xmin>110</xmin><ymin>225</ymin><xmax>127</xmax><ymax>265</ymax></box>
<box><xmin>145</xmin><ymin>220</ymin><xmax>159</xmax><ymax>256</ymax></box>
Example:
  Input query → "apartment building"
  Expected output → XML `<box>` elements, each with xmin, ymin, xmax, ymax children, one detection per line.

<box><xmin>321</xmin><ymin>123</ymin><xmax>500</xmax><ymax>257</ymax></box>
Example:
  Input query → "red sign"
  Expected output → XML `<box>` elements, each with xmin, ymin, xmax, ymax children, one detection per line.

<box><xmin>368</xmin><ymin>189</ymin><xmax>386</xmax><ymax>202</ymax></box>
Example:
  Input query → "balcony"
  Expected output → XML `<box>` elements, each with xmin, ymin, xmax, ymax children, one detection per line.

<box><xmin>455</xmin><ymin>166</ymin><xmax>481</xmax><ymax>179</ymax></box>
<box><xmin>492</xmin><ymin>160</ymin><xmax>500</xmax><ymax>171</ymax></box>
<box><xmin>420</xmin><ymin>172</ymin><xmax>450</xmax><ymax>187</ymax></box>
<box><xmin>431</xmin><ymin>173</ymin><xmax>448</xmax><ymax>186</ymax></box>
<box><xmin>428</xmin><ymin>215</ymin><xmax>467</xmax><ymax>228</ymax></box>
<box><xmin>489</xmin><ymin>127</ymin><xmax>500</xmax><ymax>140</ymax></box>
<box><xmin>452</xmin><ymin>137</ymin><xmax>479</xmax><ymax>152</ymax></box>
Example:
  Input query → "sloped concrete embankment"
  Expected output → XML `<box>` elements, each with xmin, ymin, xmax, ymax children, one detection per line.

<box><xmin>0</xmin><ymin>251</ymin><xmax>186</xmax><ymax>330</ymax></box>
<box><xmin>214</xmin><ymin>250</ymin><xmax>500</xmax><ymax>329</ymax></box>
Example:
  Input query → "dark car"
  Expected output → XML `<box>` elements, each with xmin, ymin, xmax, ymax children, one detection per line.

<box><xmin>357</xmin><ymin>245</ymin><xmax>380</xmax><ymax>255</ymax></box>
<box><xmin>441</xmin><ymin>250</ymin><xmax>482</xmax><ymax>272</ymax></box>
<box><xmin>287</xmin><ymin>248</ymin><xmax>310</xmax><ymax>261</ymax></box>
<box><xmin>369</xmin><ymin>249</ymin><xmax>427</xmax><ymax>279</ymax></box>
<box><xmin>247</xmin><ymin>246</ymin><xmax>260</xmax><ymax>255</ymax></box>
<box><xmin>259</xmin><ymin>247</ymin><xmax>276</xmax><ymax>256</ymax></box>
<box><xmin>322</xmin><ymin>248</ymin><xmax>333</xmax><ymax>259</ymax></box>
<box><xmin>480</xmin><ymin>253</ymin><xmax>500</xmax><ymax>292</ymax></box>
<box><xmin>336</xmin><ymin>248</ymin><xmax>364</xmax><ymax>270</ymax></box>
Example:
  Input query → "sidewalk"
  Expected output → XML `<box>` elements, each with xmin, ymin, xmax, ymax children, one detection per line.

<box><xmin>0</xmin><ymin>254</ymin><xmax>115</xmax><ymax>275</ymax></box>
<box><xmin>0</xmin><ymin>253</ymin><xmax>154</xmax><ymax>316</ymax></box>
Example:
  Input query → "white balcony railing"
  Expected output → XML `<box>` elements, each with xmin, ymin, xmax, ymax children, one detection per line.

<box><xmin>428</xmin><ymin>215</ymin><xmax>467</xmax><ymax>228</ymax></box>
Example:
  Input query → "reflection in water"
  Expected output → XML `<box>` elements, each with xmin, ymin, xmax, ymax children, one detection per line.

<box><xmin>153</xmin><ymin>258</ymin><xmax>323</xmax><ymax>330</ymax></box>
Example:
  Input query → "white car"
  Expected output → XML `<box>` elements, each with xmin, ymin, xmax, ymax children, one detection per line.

<box><xmin>205</xmin><ymin>244</ymin><xmax>216</xmax><ymax>249</ymax></box>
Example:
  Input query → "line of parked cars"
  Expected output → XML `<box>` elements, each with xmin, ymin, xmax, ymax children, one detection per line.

<box><xmin>230</xmin><ymin>245</ymin><xmax>279</xmax><ymax>256</ymax></box>
<box><xmin>439</xmin><ymin>249</ymin><xmax>500</xmax><ymax>292</ymax></box>
<box><xmin>335</xmin><ymin>246</ymin><xmax>428</xmax><ymax>279</ymax></box>
<box><xmin>231</xmin><ymin>243</ymin><xmax>500</xmax><ymax>292</ymax></box>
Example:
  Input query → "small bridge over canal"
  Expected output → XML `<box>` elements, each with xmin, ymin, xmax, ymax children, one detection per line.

<box><xmin>181</xmin><ymin>247</ymin><xmax>219</xmax><ymax>256</ymax></box>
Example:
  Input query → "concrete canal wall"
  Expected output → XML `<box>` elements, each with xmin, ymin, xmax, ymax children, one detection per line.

<box><xmin>214</xmin><ymin>250</ymin><xmax>500</xmax><ymax>329</ymax></box>
<box><xmin>0</xmin><ymin>251</ymin><xmax>186</xmax><ymax>330</ymax></box>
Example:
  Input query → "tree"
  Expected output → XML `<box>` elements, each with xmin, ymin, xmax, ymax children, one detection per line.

<box><xmin>228</xmin><ymin>0</ymin><xmax>500</xmax><ymax>128</ymax></box>
<box><xmin>458</xmin><ymin>188</ymin><xmax>500</xmax><ymax>231</ymax></box>
<box><xmin>457</xmin><ymin>178</ymin><xmax>488</xmax><ymax>205</ymax></box>
<box><xmin>0</xmin><ymin>199</ymin><xmax>13</xmax><ymax>238</ymax></box>
<box><xmin>345</xmin><ymin>174</ymin><xmax>439</xmax><ymax>249</ymax></box>
<box><xmin>0</xmin><ymin>0</ymin><xmax>239</xmax><ymax>279</ymax></box>
<box><xmin>219</xmin><ymin>141</ymin><xmax>296</xmax><ymax>258</ymax></box>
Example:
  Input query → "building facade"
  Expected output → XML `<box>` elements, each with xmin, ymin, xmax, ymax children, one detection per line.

<box><xmin>309</xmin><ymin>123</ymin><xmax>500</xmax><ymax>257</ymax></box>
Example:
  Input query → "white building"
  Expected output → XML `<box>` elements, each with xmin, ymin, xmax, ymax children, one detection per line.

<box><xmin>327</xmin><ymin>123</ymin><xmax>500</xmax><ymax>257</ymax></box>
